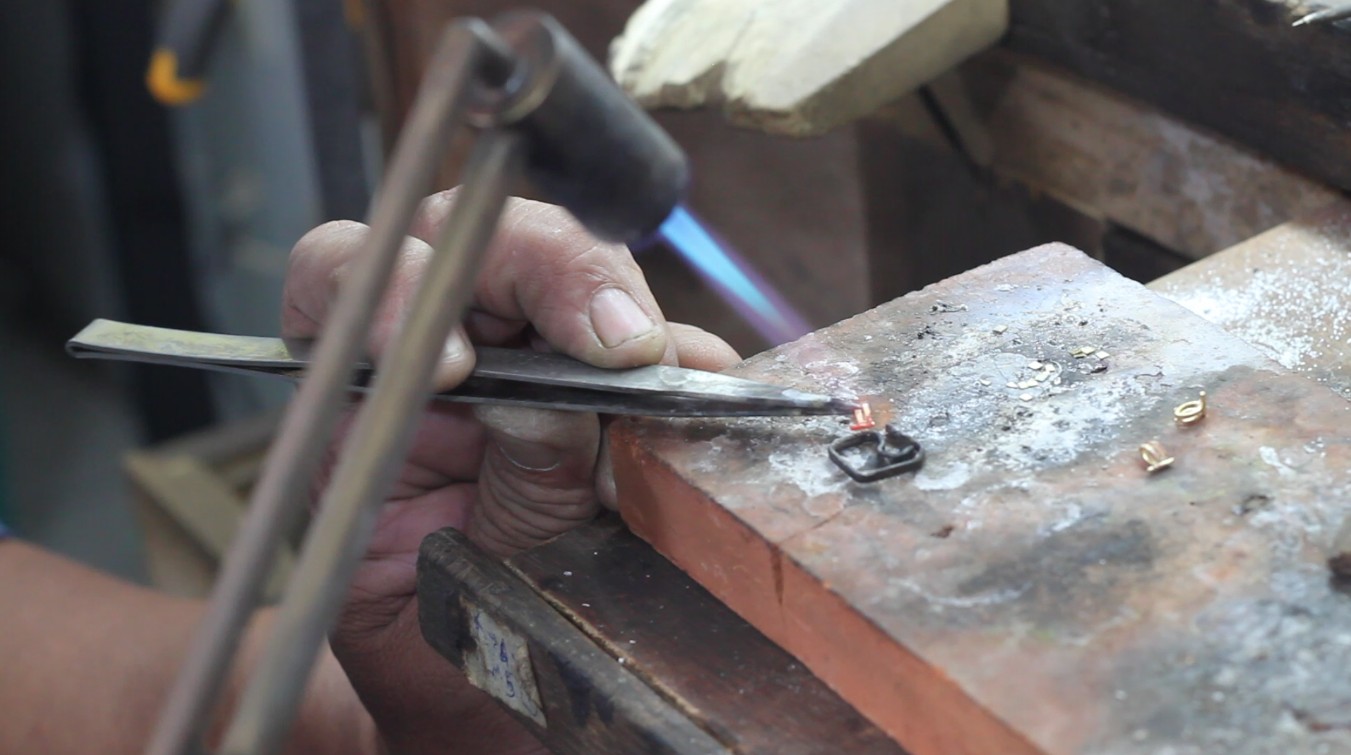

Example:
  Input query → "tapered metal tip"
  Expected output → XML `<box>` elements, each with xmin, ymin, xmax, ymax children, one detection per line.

<box><xmin>829</xmin><ymin>397</ymin><xmax>864</xmax><ymax>414</ymax></box>
<box><xmin>1293</xmin><ymin>7</ymin><xmax>1351</xmax><ymax>26</ymax></box>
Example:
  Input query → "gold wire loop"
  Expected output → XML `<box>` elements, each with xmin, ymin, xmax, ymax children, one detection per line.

<box><xmin>1140</xmin><ymin>440</ymin><xmax>1174</xmax><ymax>473</ymax></box>
<box><xmin>1174</xmin><ymin>390</ymin><xmax>1207</xmax><ymax>425</ymax></box>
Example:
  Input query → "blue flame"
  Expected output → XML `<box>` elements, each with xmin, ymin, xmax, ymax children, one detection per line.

<box><xmin>656</xmin><ymin>205</ymin><xmax>811</xmax><ymax>345</ymax></box>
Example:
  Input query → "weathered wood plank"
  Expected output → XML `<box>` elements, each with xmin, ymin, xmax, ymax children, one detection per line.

<box><xmin>960</xmin><ymin>51</ymin><xmax>1338</xmax><ymax>259</ymax></box>
<box><xmin>505</xmin><ymin>514</ymin><xmax>906</xmax><ymax>754</ymax></box>
<box><xmin>1006</xmin><ymin>0</ymin><xmax>1351</xmax><ymax>192</ymax></box>
<box><xmin>614</xmin><ymin>244</ymin><xmax>1351</xmax><ymax>754</ymax></box>
<box><xmin>418</xmin><ymin>527</ymin><xmax>731</xmax><ymax>754</ymax></box>
<box><xmin>610</xmin><ymin>0</ymin><xmax>1007</xmax><ymax>136</ymax></box>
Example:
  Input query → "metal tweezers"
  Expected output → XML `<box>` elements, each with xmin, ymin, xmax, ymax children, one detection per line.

<box><xmin>67</xmin><ymin>319</ymin><xmax>857</xmax><ymax>418</ymax></box>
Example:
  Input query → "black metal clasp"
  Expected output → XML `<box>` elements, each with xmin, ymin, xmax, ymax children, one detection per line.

<box><xmin>828</xmin><ymin>424</ymin><xmax>925</xmax><ymax>483</ymax></box>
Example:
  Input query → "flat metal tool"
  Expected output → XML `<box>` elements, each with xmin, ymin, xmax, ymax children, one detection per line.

<box><xmin>68</xmin><ymin>319</ymin><xmax>856</xmax><ymax>418</ymax></box>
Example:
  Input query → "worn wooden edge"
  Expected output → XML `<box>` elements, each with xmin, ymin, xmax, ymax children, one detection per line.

<box><xmin>1006</xmin><ymin>0</ymin><xmax>1351</xmax><ymax>193</ymax></box>
<box><xmin>876</xmin><ymin>49</ymin><xmax>1337</xmax><ymax>261</ymax></box>
<box><xmin>416</xmin><ymin>527</ymin><xmax>730</xmax><ymax>755</ymax></box>
<box><xmin>613</xmin><ymin>0</ymin><xmax>1008</xmax><ymax>136</ymax></box>
<box><xmin>503</xmin><ymin>514</ymin><xmax>908</xmax><ymax>754</ymax></box>
<box><xmin>612</xmin><ymin>431</ymin><xmax>1039</xmax><ymax>755</ymax></box>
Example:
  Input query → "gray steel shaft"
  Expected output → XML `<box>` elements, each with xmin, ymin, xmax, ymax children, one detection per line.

<box><xmin>145</xmin><ymin>21</ymin><xmax>499</xmax><ymax>755</ymax></box>
<box><xmin>219</xmin><ymin>130</ymin><xmax>523</xmax><ymax>755</ymax></box>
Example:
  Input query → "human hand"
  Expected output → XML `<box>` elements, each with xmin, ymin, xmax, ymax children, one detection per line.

<box><xmin>281</xmin><ymin>190</ymin><xmax>739</xmax><ymax>754</ymax></box>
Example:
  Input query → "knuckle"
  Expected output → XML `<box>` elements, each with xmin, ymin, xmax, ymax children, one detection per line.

<box><xmin>294</xmin><ymin>219</ymin><xmax>366</xmax><ymax>260</ymax></box>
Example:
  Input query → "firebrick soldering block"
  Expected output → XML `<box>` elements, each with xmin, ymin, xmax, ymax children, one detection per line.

<box><xmin>611</xmin><ymin>244</ymin><xmax>1351</xmax><ymax>754</ymax></box>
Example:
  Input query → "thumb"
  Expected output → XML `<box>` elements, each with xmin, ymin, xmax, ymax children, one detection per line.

<box><xmin>467</xmin><ymin>405</ymin><xmax>601</xmax><ymax>556</ymax></box>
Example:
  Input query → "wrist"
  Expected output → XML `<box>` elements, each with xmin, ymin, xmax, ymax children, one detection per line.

<box><xmin>208</xmin><ymin>607</ymin><xmax>380</xmax><ymax>755</ymax></box>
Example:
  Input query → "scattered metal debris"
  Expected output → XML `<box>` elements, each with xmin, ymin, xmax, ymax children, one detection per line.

<box><xmin>1139</xmin><ymin>441</ymin><xmax>1174</xmax><ymax>473</ymax></box>
<box><xmin>930</xmin><ymin>301</ymin><xmax>967</xmax><ymax>313</ymax></box>
<box><xmin>1233</xmin><ymin>493</ymin><xmax>1271</xmax><ymax>516</ymax></box>
<box><xmin>1174</xmin><ymin>390</ymin><xmax>1207</xmax><ymax>426</ymax></box>
<box><xmin>829</xmin><ymin>424</ymin><xmax>925</xmax><ymax>483</ymax></box>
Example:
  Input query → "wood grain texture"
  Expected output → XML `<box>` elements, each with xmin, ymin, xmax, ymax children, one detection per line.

<box><xmin>418</xmin><ymin>527</ymin><xmax>730</xmax><ymax>754</ymax></box>
<box><xmin>504</xmin><ymin>514</ymin><xmax>907</xmax><ymax>754</ymax></box>
<box><xmin>614</xmin><ymin>244</ymin><xmax>1351</xmax><ymax>754</ymax></box>
<box><xmin>1006</xmin><ymin>0</ymin><xmax>1351</xmax><ymax>192</ymax></box>
<box><xmin>124</xmin><ymin>412</ymin><xmax>289</xmax><ymax>599</ymax></box>
<box><xmin>610</xmin><ymin>0</ymin><xmax>1007</xmax><ymax>135</ymax></box>
<box><xmin>958</xmin><ymin>51</ymin><xmax>1338</xmax><ymax>259</ymax></box>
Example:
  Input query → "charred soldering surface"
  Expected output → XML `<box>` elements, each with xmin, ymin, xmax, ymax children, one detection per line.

<box><xmin>613</xmin><ymin>244</ymin><xmax>1351</xmax><ymax>755</ymax></box>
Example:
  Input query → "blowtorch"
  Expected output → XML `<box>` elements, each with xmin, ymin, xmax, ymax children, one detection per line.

<box><xmin>137</xmin><ymin>11</ymin><xmax>829</xmax><ymax>755</ymax></box>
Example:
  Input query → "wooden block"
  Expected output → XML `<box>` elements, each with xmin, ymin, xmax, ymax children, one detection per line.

<box><xmin>611</xmin><ymin>0</ymin><xmax>1008</xmax><ymax>136</ymax></box>
<box><xmin>502</xmin><ymin>514</ymin><xmax>906</xmax><ymax>754</ymax></box>
<box><xmin>1006</xmin><ymin>0</ymin><xmax>1351</xmax><ymax>193</ymax></box>
<box><xmin>958</xmin><ymin>51</ymin><xmax>1338</xmax><ymax>259</ymax></box>
<box><xmin>123</xmin><ymin>411</ymin><xmax>292</xmax><ymax>599</ymax></box>
<box><xmin>418</xmin><ymin>527</ymin><xmax>731</xmax><ymax>754</ymax></box>
<box><xmin>613</xmin><ymin>244</ymin><xmax>1351</xmax><ymax>754</ymax></box>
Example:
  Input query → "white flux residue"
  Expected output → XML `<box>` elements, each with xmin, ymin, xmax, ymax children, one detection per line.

<box><xmin>1157</xmin><ymin>235</ymin><xmax>1351</xmax><ymax>374</ymax></box>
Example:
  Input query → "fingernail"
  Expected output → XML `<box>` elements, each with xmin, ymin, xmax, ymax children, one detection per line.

<box><xmin>589</xmin><ymin>288</ymin><xmax>655</xmax><ymax>348</ymax></box>
<box><xmin>433</xmin><ymin>330</ymin><xmax>474</xmax><ymax>387</ymax></box>
<box><xmin>442</xmin><ymin>330</ymin><xmax>470</xmax><ymax>362</ymax></box>
<box><xmin>495</xmin><ymin>436</ymin><xmax>563</xmax><ymax>472</ymax></box>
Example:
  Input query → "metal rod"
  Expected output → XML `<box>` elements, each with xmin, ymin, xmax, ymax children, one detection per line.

<box><xmin>1293</xmin><ymin>5</ymin><xmax>1351</xmax><ymax>26</ymax></box>
<box><xmin>220</xmin><ymin>130</ymin><xmax>524</xmax><ymax>755</ymax></box>
<box><xmin>145</xmin><ymin>21</ymin><xmax>497</xmax><ymax>755</ymax></box>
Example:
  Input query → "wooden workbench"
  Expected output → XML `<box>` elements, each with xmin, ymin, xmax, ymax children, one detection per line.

<box><xmin>612</xmin><ymin>241</ymin><xmax>1351</xmax><ymax>754</ymax></box>
<box><xmin>418</xmin><ymin>211</ymin><xmax>1351</xmax><ymax>753</ymax></box>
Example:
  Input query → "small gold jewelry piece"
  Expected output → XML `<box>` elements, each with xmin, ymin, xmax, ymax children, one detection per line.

<box><xmin>1174</xmin><ymin>390</ymin><xmax>1207</xmax><ymax>425</ymax></box>
<box><xmin>1140</xmin><ymin>441</ymin><xmax>1174</xmax><ymax>473</ymax></box>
